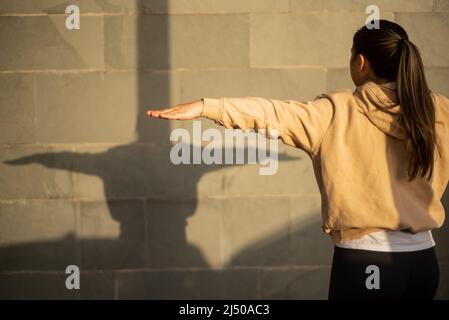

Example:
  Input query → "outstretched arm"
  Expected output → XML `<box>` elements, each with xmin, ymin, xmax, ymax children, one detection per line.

<box><xmin>146</xmin><ymin>96</ymin><xmax>334</xmax><ymax>154</ymax></box>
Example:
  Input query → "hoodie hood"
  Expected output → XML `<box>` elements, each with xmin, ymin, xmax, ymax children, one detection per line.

<box><xmin>354</xmin><ymin>81</ymin><xmax>408</xmax><ymax>139</ymax></box>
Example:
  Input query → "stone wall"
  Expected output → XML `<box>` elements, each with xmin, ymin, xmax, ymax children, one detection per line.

<box><xmin>0</xmin><ymin>0</ymin><xmax>448</xmax><ymax>299</ymax></box>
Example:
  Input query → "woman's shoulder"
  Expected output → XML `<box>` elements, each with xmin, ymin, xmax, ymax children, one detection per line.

<box><xmin>431</xmin><ymin>91</ymin><xmax>449</xmax><ymax>104</ymax></box>
<box><xmin>431</xmin><ymin>91</ymin><xmax>449</xmax><ymax>118</ymax></box>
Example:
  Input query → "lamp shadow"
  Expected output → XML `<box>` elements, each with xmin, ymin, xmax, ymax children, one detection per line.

<box><xmin>2</xmin><ymin>143</ymin><xmax>301</xmax><ymax>269</ymax></box>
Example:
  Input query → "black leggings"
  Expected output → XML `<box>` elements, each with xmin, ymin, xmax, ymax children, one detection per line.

<box><xmin>328</xmin><ymin>246</ymin><xmax>439</xmax><ymax>300</ymax></box>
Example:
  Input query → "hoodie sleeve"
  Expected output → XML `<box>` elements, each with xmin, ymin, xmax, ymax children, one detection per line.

<box><xmin>200</xmin><ymin>96</ymin><xmax>334</xmax><ymax>154</ymax></box>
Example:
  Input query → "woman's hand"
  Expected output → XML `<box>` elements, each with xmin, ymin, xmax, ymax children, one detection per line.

<box><xmin>146</xmin><ymin>100</ymin><xmax>203</xmax><ymax>120</ymax></box>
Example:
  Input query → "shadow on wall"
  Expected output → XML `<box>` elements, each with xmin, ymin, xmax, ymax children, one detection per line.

<box><xmin>1</xmin><ymin>0</ymin><xmax>448</xmax><ymax>300</ymax></box>
<box><xmin>0</xmin><ymin>0</ymin><xmax>328</xmax><ymax>299</ymax></box>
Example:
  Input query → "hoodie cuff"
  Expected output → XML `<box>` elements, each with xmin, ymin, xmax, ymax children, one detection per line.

<box><xmin>201</xmin><ymin>98</ymin><xmax>222</xmax><ymax>121</ymax></box>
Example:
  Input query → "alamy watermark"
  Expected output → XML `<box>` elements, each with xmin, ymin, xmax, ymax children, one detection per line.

<box><xmin>365</xmin><ymin>264</ymin><xmax>380</xmax><ymax>290</ymax></box>
<box><xmin>169</xmin><ymin>120</ymin><xmax>279</xmax><ymax>176</ymax></box>
<box><xmin>65</xmin><ymin>265</ymin><xmax>80</xmax><ymax>290</ymax></box>
<box><xmin>65</xmin><ymin>5</ymin><xmax>80</xmax><ymax>30</ymax></box>
<box><xmin>64</xmin><ymin>4</ymin><xmax>380</xmax><ymax>31</ymax></box>
<box><xmin>366</xmin><ymin>5</ymin><xmax>380</xmax><ymax>29</ymax></box>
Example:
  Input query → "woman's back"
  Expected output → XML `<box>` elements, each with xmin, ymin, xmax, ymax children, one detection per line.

<box><xmin>315</xmin><ymin>81</ymin><xmax>449</xmax><ymax>243</ymax></box>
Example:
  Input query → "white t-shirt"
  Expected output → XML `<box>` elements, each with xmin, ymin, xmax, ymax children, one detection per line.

<box><xmin>336</xmin><ymin>230</ymin><xmax>435</xmax><ymax>252</ymax></box>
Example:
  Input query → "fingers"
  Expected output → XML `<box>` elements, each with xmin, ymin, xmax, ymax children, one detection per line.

<box><xmin>146</xmin><ymin>107</ymin><xmax>187</xmax><ymax>120</ymax></box>
<box><xmin>146</xmin><ymin>107</ymin><xmax>170</xmax><ymax>117</ymax></box>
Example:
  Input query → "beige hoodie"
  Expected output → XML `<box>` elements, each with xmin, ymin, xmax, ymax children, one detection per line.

<box><xmin>201</xmin><ymin>81</ymin><xmax>449</xmax><ymax>244</ymax></box>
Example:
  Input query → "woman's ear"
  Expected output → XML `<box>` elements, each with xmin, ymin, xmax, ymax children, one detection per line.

<box><xmin>358</xmin><ymin>54</ymin><xmax>367</xmax><ymax>72</ymax></box>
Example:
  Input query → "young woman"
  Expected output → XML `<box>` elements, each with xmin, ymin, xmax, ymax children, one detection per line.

<box><xmin>146</xmin><ymin>20</ymin><xmax>448</xmax><ymax>300</ymax></box>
